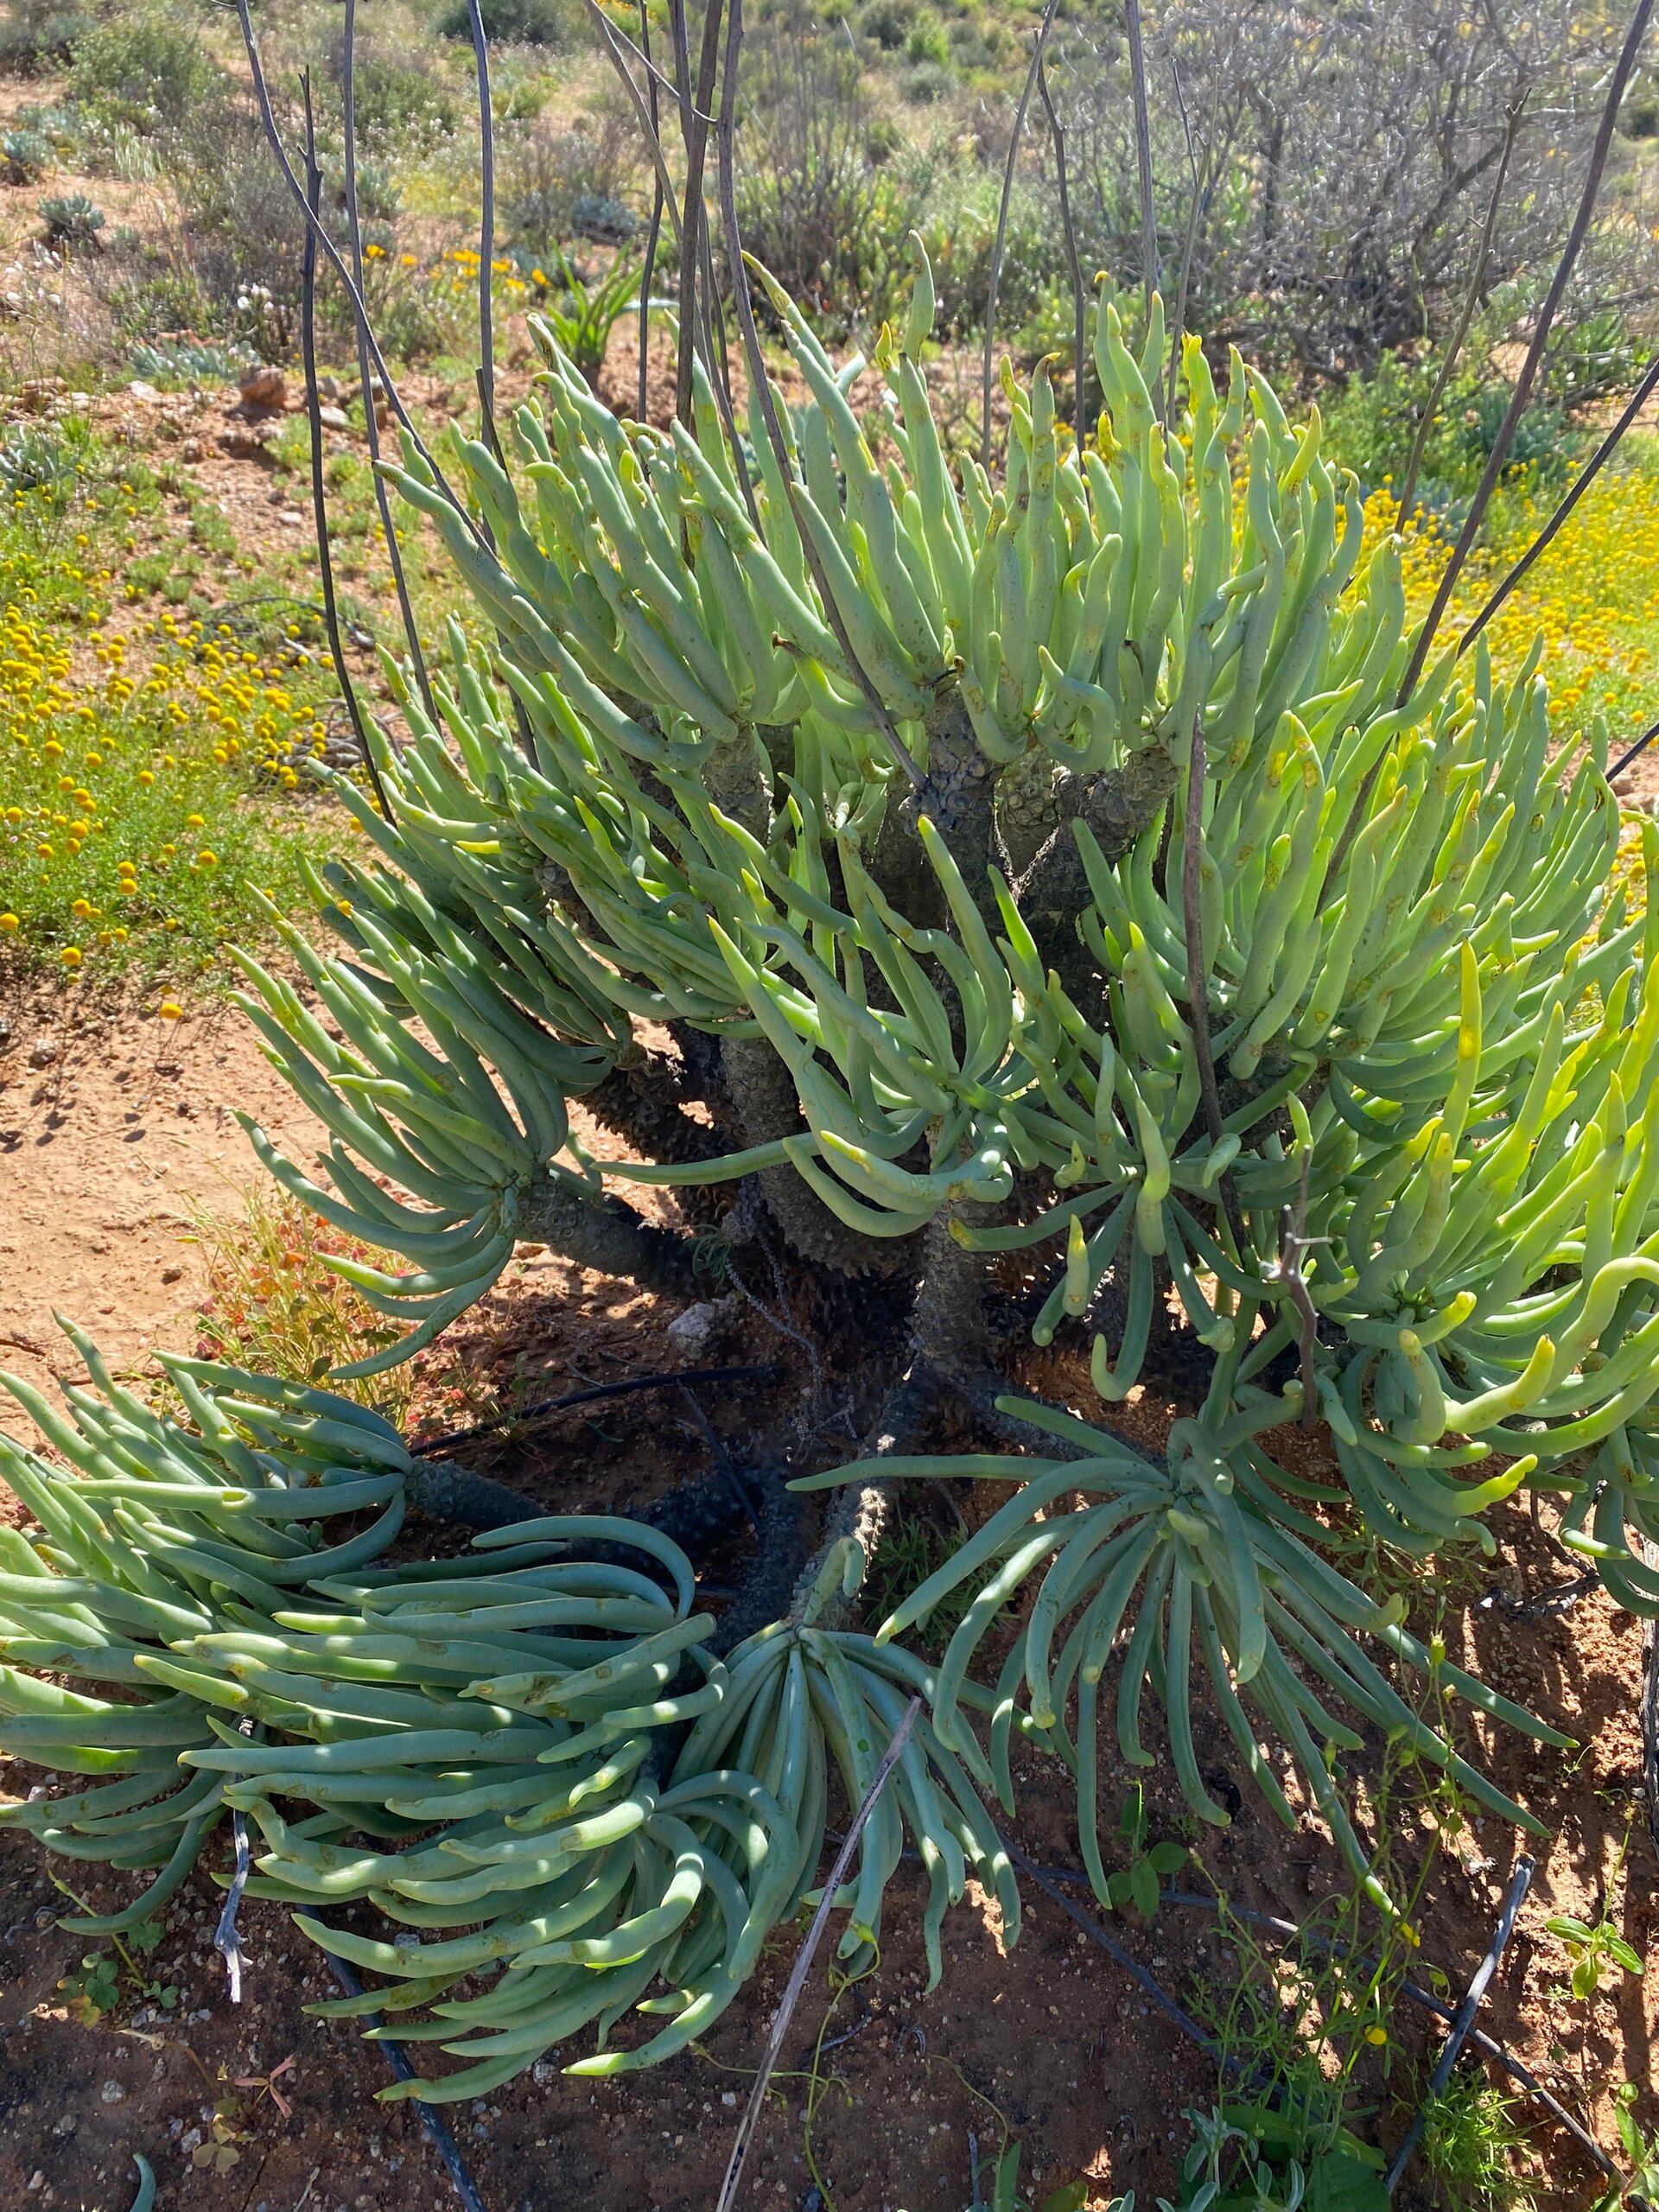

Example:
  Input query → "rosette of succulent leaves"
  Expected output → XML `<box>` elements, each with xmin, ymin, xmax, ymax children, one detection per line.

<box><xmin>3</xmin><ymin>239</ymin><xmax>1649</xmax><ymax>2089</ymax></box>
<box><xmin>226</xmin><ymin>241</ymin><xmax>1646</xmax><ymax>1853</ymax></box>
<box><xmin>0</xmin><ymin>1334</ymin><xmax>1015</xmax><ymax>2094</ymax></box>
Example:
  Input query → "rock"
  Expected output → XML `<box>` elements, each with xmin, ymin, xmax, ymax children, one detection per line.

<box><xmin>316</xmin><ymin>372</ymin><xmax>340</xmax><ymax>401</ymax></box>
<box><xmin>180</xmin><ymin>436</ymin><xmax>202</xmax><ymax>462</ymax></box>
<box><xmin>220</xmin><ymin>423</ymin><xmax>273</xmax><ymax>460</ymax></box>
<box><xmin>317</xmin><ymin>404</ymin><xmax>349</xmax><ymax>430</ymax></box>
<box><xmin>127</xmin><ymin>379</ymin><xmax>163</xmax><ymax>404</ymax></box>
<box><xmin>237</xmin><ymin>362</ymin><xmax>287</xmax><ymax>411</ymax></box>
<box><xmin>665</xmin><ymin>1300</ymin><xmax>721</xmax><ymax>1358</ymax></box>
<box><xmin>1611</xmin><ymin>772</ymin><xmax>1637</xmax><ymax>798</ymax></box>
<box><xmin>27</xmin><ymin>1036</ymin><xmax>57</xmax><ymax>1070</ymax></box>
<box><xmin>99</xmin><ymin>2080</ymin><xmax>124</xmax><ymax>2104</ymax></box>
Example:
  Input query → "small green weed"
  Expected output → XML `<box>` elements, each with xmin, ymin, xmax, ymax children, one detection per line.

<box><xmin>862</xmin><ymin>1512</ymin><xmax>980</xmax><ymax>1648</ymax></box>
<box><xmin>180</xmin><ymin>1185</ymin><xmax>499</xmax><ymax>1430</ymax></box>
<box><xmin>1594</xmin><ymin>2083</ymin><xmax>1659</xmax><ymax>2209</ymax></box>
<box><xmin>1100</xmin><ymin>1782</ymin><xmax>1188</xmax><ymax>1919</ymax></box>
<box><xmin>53</xmin><ymin>1904</ymin><xmax>177</xmax><ymax>2026</ymax></box>
<box><xmin>1546</xmin><ymin>1910</ymin><xmax>1645</xmax><ymax>2003</ymax></box>
<box><xmin>1185</xmin><ymin>1751</ymin><xmax>1463</xmax><ymax>2210</ymax></box>
<box><xmin>1546</xmin><ymin>1828</ymin><xmax>1643</xmax><ymax>2002</ymax></box>
<box><xmin>1418</xmin><ymin>2075</ymin><xmax>1535</xmax><ymax>2212</ymax></box>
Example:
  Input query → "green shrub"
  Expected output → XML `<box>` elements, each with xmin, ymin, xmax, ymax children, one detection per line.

<box><xmin>0</xmin><ymin>0</ymin><xmax>91</xmax><ymax>77</ymax></box>
<box><xmin>865</xmin><ymin>114</ymin><xmax>902</xmax><ymax>165</ymax></box>
<box><xmin>435</xmin><ymin>0</ymin><xmax>570</xmax><ymax>46</ymax></box>
<box><xmin>861</xmin><ymin>0</ymin><xmax>914</xmax><ymax>48</ymax></box>
<box><xmin>499</xmin><ymin>116</ymin><xmax>636</xmax><ymax>262</ymax></box>
<box><xmin>909</xmin><ymin>157</ymin><xmax>1066</xmax><ymax>336</ymax></box>
<box><xmin>899</xmin><ymin>58</ymin><xmax>951</xmax><ymax>103</ymax></box>
<box><xmin>333</xmin><ymin>44</ymin><xmax>457</xmax><ymax>144</ymax></box>
<box><xmin>905</xmin><ymin>12</ymin><xmax>949</xmax><ymax>65</ymax></box>
<box><xmin>736</xmin><ymin>1</ymin><xmax>917</xmax><ymax>330</ymax></box>
<box><xmin>67</xmin><ymin>12</ymin><xmax>222</xmax><ymax>131</ymax></box>
<box><xmin>168</xmin><ymin>99</ymin><xmax>308</xmax><ymax>329</ymax></box>
<box><xmin>1321</xmin><ymin>345</ymin><xmax>1582</xmax><ymax>520</ymax></box>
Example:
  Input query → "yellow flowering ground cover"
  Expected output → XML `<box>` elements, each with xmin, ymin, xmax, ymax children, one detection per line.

<box><xmin>1363</xmin><ymin>435</ymin><xmax>1659</xmax><ymax>756</ymax></box>
<box><xmin>0</xmin><ymin>433</ymin><xmax>346</xmax><ymax>983</ymax></box>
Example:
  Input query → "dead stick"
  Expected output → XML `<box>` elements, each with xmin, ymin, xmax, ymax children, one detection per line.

<box><xmin>714</xmin><ymin>1695</ymin><xmax>921</xmax><ymax>2212</ymax></box>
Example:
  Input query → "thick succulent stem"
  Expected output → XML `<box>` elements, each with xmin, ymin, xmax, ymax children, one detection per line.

<box><xmin>909</xmin><ymin>1202</ymin><xmax>996</xmax><ymax>1373</ymax></box>
<box><xmin>405</xmin><ymin>1462</ymin><xmax>749</xmax><ymax>1556</ymax></box>
<box><xmin>708</xmin><ymin>1467</ymin><xmax>813</xmax><ymax>1655</ymax></box>
<box><xmin>721</xmin><ymin>1034</ymin><xmax>922</xmax><ymax>1276</ymax></box>
<box><xmin>702</xmin><ymin>728</ymin><xmax>772</xmax><ymax>840</ymax></box>
<box><xmin>519</xmin><ymin>1173</ymin><xmax>706</xmax><ymax>1297</ymax></box>
<box><xmin>1017</xmin><ymin>747</ymin><xmax>1180</xmax><ymax>982</ymax></box>
<box><xmin>404</xmin><ymin>1457</ymin><xmax>548</xmax><ymax>1529</ymax></box>
<box><xmin>583</xmin><ymin>1054</ymin><xmax>729</xmax><ymax>1174</ymax></box>
<box><xmin>870</xmin><ymin>684</ymin><xmax>1005</xmax><ymax>930</ymax></box>
<box><xmin>862</xmin><ymin>1202</ymin><xmax>997</xmax><ymax>1452</ymax></box>
<box><xmin>788</xmin><ymin>1481</ymin><xmax>893</xmax><ymax>1632</ymax></box>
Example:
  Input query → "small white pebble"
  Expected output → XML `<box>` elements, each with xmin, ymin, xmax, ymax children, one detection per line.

<box><xmin>100</xmin><ymin>2082</ymin><xmax>124</xmax><ymax>2105</ymax></box>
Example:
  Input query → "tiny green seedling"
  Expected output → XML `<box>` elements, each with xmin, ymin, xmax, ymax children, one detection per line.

<box><xmin>1547</xmin><ymin>1834</ymin><xmax>1644</xmax><ymax>2001</ymax></box>
<box><xmin>52</xmin><ymin>1895</ymin><xmax>178</xmax><ymax>2026</ymax></box>
<box><xmin>1104</xmin><ymin>1784</ymin><xmax>1188</xmax><ymax>1918</ymax></box>
<box><xmin>1546</xmin><ymin>1910</ymin><xmax>1643</xmax><ymax>2001</ymax></box>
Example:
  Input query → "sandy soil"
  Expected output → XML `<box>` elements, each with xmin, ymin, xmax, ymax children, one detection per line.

<box><xmin>0</xmin><ymin>976</ymin><xmax>329</xmax><ymax>1438</ymax></box>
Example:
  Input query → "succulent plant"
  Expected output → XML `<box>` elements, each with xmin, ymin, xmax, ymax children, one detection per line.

<box><xmin>2</xmin><ymin>128</ymin><xmax>52</xmax><ymax>185</ymax></box>
<box><xmin>39</xmin><ymin>190</ymin><xmax>105</xmax><ymax>247</ymax></box>
<box><xmin>1</xmin><ymin>12</ymin><xmax>1643</xmax><ymax>2091</ymax></box>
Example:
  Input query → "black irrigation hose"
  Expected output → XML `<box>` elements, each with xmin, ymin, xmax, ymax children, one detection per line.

<box><xmin>321</xmin><ymin>1954</ymin><xmax>490</xmax><ymax>2212</ymax></box>
<box><xmin>1611</xmin><ymin>715</ymin><xmax>1659</xmax><ymax>784</ymax></box>
<box><xmin>1384</xmin><ymin>1856</ymin><xmax>1534</xmax><ymax>2193</ymax></box>
<box><xmin>408</xmin><ymin>1363</ymin><xmax>778</xmax><ymax>1457</ymax></box>
<box><xmin>1006</xmin><ymin>1847</ymin><xmax>1222</xmax><ymax>2058</ymax></box>
<box><xmin>989</xmin><ymin>1866</ymin><xmax>1618</xmax><ymax>2185</ymax></box>
<box><xmin>1147</xmin><ymin>1885</ymin><xmax>1618</xmax><ymax>2183</ymax></box>
<box><xmin>676</xmin><ymin>1379</ymin><xmax>763</xmax><ymax>1529</ymax></box>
